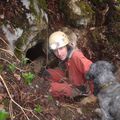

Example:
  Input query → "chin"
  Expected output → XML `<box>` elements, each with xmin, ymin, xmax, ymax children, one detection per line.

<box><xmin>60</xmin><ymin>57</ymin><xmax>66</xmax><ymax>61</ymax></box>
<box><xmin>63</xmin><ymin>56</ymin><xmax>67</xmax><ymax>60</ymax></box>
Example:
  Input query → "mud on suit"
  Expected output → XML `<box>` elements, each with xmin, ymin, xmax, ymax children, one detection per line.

<box><xmin>45</xmin><ymin>48</ymin><xmax>94</xmax><ymax>98</ymax></box>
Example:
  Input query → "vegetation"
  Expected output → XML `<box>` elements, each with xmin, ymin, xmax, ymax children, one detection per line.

<box><xmin>22</xmin><ymin>72</ymin><xmax>35</xmax><ymax>85</ymax></box>
<box><xmin>0</xmin><ymin>109</ymin><xmax>9</xmax><ymax>120</ymax></box>
<box><xmin>0</xmin><ymin>0</ymin><xmax>120</xmax><ymax>120</ymax></box>
<box><xmin>34</xmin><ymin>104</ymin><xmax>43</xmax><ymax>113</ymax></box>
<box><xmin>8</xmin><ymin>64</ymin><xmax>16</xmax><ymax>72</ymax></box>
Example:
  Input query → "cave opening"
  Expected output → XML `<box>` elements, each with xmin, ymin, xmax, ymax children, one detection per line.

<box><xmin>26</xmin><ymin>42</ymin><xmax>46</xmax><ymax>63</ymax></box>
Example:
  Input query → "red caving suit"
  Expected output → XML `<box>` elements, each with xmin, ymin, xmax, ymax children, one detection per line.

<box><xmin>46</xmin><ymin>48</ymin><xmax>94</xmax><ymax>97</ymax></box>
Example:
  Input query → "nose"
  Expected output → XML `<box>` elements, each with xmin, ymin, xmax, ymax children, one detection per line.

<box><xmin>57</xmin><ymin>49</ymin><xmax>61</xmax><ymax>56</ymax></box>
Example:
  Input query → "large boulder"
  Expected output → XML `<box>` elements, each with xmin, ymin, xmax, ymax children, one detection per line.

<box><xmin>60</xmin><ymin>0</ymin><xmax>95</xmax><ymax>28</ymax></box>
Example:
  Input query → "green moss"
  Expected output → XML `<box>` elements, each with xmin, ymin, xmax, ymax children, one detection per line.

<box><xmin>29</xmin><ymin>0</ymin><xmax>37</xmax><ymax>16</ymax></box>
<box><xmin>14</xmin><ymin>0</ymin><xmax>47</xmax><ymax>59</ymax></box>
<box><xmin>77</xmin><ymin>1</ymin><xmax>94</xmax><ymax>16</ymax></box>
<box><xmin>30</xmin><ymin>0</ymin><xmax>47</xmax><ymax>15</ymax></box>
<box><xmin>14</xmin><ymin>31</ymin><xmax>29</xmax><ymax>58</ymax></box>
<box><xmin>29</xmin><ymin>0</ymin><xmax>47</xmax><ymax>26</ymax></box>
<box><xmin>38</xmin><ymin>0</ymin><xmax>47</xmax><ymax>11</ymax></box>
<box><xmin>92</xmin><ymin>30</ymin><xmax>101</xmax><ymax>42</ymax></box>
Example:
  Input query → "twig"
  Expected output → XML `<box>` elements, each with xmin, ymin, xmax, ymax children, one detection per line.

<box><xmin>60</xmin><ymin>103</ymin><xmax>77</xmax><ymax>109</ymax></box>
<box><xmin>9</xmin><ymin>100</ymin><xmax>14</xmax><ymax>120</ymax></box>
<box><xmin>0</xmin><ymin>75</ymin><xmax>31</xmax><ymax>120</ymax></box>
<box><xmin>0</xmin><ymin>57</ymin><xmax>26</xmax><ymax>72</ymax></box>
<box><xmin>0</xmin><ymin>48</ymin><xmax>20</xmax><ymax>62</ymax></box>
<box><xmin>0</xmin><ymin>37</ymin><xmax>8</xmax><ymax>46</ymax></box>
<box><xmin>0</xmin><ymin>37</ymin><xmax>20</xmax><ymax>62</ymax></box>
<box><xmin>0</xmin><ymin>75</ymin><xmax>46</xmax><ymax>120</ymax></box>
<box><xmin>47</xmin><ymin>9</ymin><xmax>56</xmax><ymax>15</ymax></box>
<box><xmin>60</xmin><ymin>103</ymin><xmax>77</xmax><ymax>114</ymax></box>
<box><xmin>31</xmin><ymin>111</ymin><xmax>41</xmax><ymax>120</ymax></box>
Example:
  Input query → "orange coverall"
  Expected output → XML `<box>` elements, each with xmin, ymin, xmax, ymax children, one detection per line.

<box><xmin>46</xmin><ymin>49</ymin><xmax>94</xmax><ymax>97</ymax></box>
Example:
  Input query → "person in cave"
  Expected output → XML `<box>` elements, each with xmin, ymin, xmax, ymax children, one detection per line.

<box><xmin>41</xmin><ymin>31</ymin><xmax>94</xmax><ymax>99</ymax></box>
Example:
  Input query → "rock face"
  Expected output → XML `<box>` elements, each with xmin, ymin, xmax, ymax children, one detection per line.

<box><xmin>0</xmin><ymin>0</ymin><xmax>48</xmax><ymax>59</ymax></box>
<box><xmin>59</xmin><ymin>0</ymin><xmax>95</xmax><ymax>28</ymax></box>
<box><xmin>0</xmin><ymin>0</ymin><xmax>120</xmax><ymax>64</ymax></box>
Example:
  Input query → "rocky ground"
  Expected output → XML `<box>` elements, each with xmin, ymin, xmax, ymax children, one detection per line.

<box><xmin>0</xmin><ymin>38</ymin><xmax>102</xmax><ymax>120</ymax></box>
<box><xmin>0</xmin><ymin>0</ymin><xmax>120</xmax><ymax>120</ymax></box>
<box><xmin>0</xmin><ymin>20</ymin><xmax>120</xmax><ymax>120</ymax></box>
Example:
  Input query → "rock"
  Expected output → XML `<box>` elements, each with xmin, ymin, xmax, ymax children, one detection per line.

<box><xmin>95</xmin><ymin>108</ymin><xmax>102</xmax><ymax>117</ymax></box>
<box><xmin>80</xmin><ymin>95</ymin><xmax>97</xmax><ymax>105</ymax></box>
<box><xmin>59</xmin><ymin>0</ymin><xmax>95</xmax><ymax>28</ymax></box>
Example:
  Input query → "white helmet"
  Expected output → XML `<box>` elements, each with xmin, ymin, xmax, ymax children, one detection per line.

<box><xmin>49</xmin><ymin>31</ymin><xmax>69</xmax><ymax>50</ymax></box>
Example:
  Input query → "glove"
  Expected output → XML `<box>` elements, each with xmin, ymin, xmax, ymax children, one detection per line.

<box><xmin>71</xmin><ymin>87</ymin><xmax>81</xmax><ymax>98</ymax></box>
<box><xmin>76</xmin><ymin>85</ymin><xmax>88</xmax><ymax>95</ymax></box>
<box><xmin>39</xmin><ymin>67</ymin><xmax>51</xmax><ymax>78</ymax></box>
<box><xmin>71</xmin><ymin>85</ymin><xmax>90</xmax><ymax>98</ymax></box>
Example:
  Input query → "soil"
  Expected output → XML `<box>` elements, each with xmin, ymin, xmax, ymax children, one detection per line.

<box><xmin>0</xmin><ymin>39</ymin><xmax>101</xmax><ymax>120</ymax></box>
<box><xmin>0</xmin><ymin>0</ymin><xmax>120</xmax><ymax>120</ymax></box>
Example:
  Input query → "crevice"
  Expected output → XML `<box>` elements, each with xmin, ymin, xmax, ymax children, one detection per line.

<box><xmin>26</xmin><ymin>42</ymin><xmax>46</xmax><ymax>62</ymax></box>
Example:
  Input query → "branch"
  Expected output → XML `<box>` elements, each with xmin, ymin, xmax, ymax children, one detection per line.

<box><xmin>0</xmin><ymin>37</ymin><xmax>20</xmax><ymax>62</ymax></box>
<box><xmin>0</xmin><ymin>75</ymin><xmax>31</xmax><ymax>120</ymax></box>
<box><xmin>0</xmin><ymin>57</ymin><xmax>26</xmax><ymax>72</ymax></box>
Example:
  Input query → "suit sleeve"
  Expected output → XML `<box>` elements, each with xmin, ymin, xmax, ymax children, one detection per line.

<box><xmin>72</xmin><ymin>51</ymin><xmax>94</xmax><ymax>94</ymax></box>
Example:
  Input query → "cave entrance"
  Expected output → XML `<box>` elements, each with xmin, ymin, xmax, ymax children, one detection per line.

<box><xmin>26</xmin><ymin>42</ymin><xmax>58</xmax><ymax>69</ymax></box>
<box><xmin>26</xmin><ymin>42</ymin><xmax>46</xmax><ymax>63</ymax></box>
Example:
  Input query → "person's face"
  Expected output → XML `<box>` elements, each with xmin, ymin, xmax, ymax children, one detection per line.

<box><xmin>53</xmin><ymin>46</ymin><xmax>68</xmax><ymax>60</ymax></box>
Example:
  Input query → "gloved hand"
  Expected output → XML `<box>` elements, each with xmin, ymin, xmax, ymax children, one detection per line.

<box><xmin>76</xmin><ymin>85</ymin><xmax>88</xmax><ymax>95</ymax></box>
<box><xmin>71</xmin><ymin>85</ymin><xmax>89</xmax><ymax>98</ymax></box>
<box><xmin>39</xmin><ymin>67</ymin><xmax>51</xmax><ymax>78</ymax></box>
<box><xmin>71</xmin><ymin>87</ymin><xmax>81</xmax><ymax>98</ymax></box>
